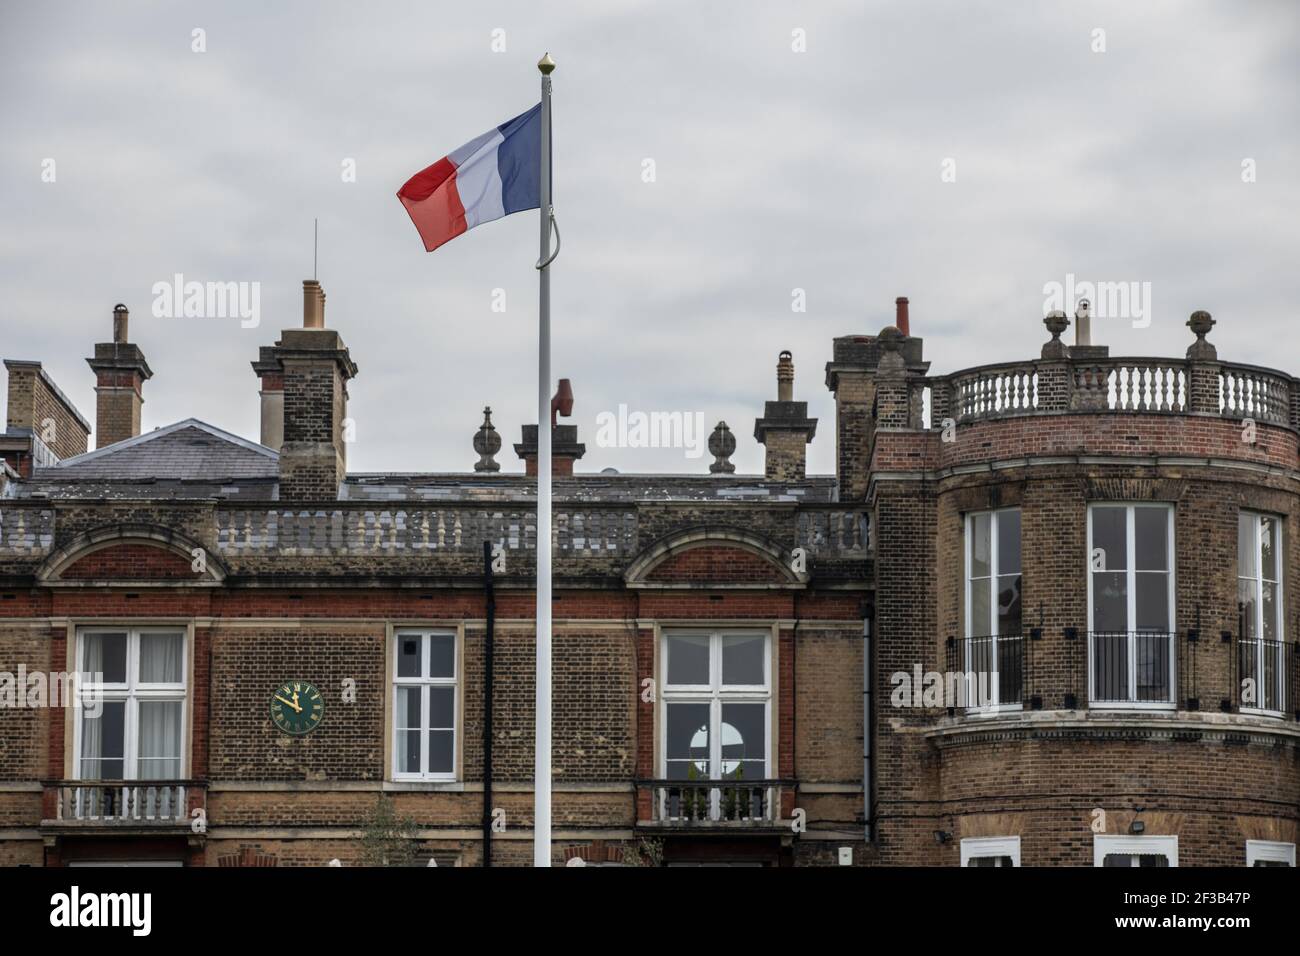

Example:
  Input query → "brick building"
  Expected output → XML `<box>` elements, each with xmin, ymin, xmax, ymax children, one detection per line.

<box><xmin>0</xmin><ymin>289</ymin><xmax>1295</xmax><ymax>867</ymax></box>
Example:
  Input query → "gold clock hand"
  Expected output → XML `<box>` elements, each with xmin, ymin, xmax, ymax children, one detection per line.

<box><xmin>274</xmin><ymin>694</ymin><xmax>302</xmax><ymax>713</ymax></box>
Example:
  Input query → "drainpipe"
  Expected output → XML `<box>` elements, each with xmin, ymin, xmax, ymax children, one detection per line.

<box><xmin>862</xmin><ymin>605</ymin><xmax>874</xmax><ymax>843</ymax></box>
<box><xmin>482</xmin><ymin>541</ymin><xmax>495</xmax><ymax>867</ymax></box>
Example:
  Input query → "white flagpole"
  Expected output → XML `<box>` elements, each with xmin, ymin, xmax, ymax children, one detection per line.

<box><xmin>534</xmin><ymin>51</ymin><xmax>555</xmax><ymax>868</ymax></box>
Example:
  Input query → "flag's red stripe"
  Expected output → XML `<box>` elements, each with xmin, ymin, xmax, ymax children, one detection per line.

<box><xmin>397</xmin><ymin>159</ymin><xmax>468</xmax><ymax>253</ymax></box>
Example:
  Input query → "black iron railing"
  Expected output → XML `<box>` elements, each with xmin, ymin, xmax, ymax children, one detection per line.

<box><xmin>1088</xmin><ymin>631</ymin><xmax>1176</xmax><ymax>705</ymax></box>
<box><xmin>1235</xmin><ymin>638</ymin><xmax>1298</xmax><ymax>717</ymax></box>
<box><xmin>945</xmin><ymin>634</ymin><xmax>1027</xmax><ymax>710</ymax></box>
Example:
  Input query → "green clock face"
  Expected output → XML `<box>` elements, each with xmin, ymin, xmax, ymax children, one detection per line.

<box><xmin>270</xmin><ymin>680</ymin><xmax>325</xmax><ymax>735</ymax></box>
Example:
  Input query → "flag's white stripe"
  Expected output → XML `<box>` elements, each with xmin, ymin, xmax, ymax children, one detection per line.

<box><xmin>454</xmin><ymin>130</ymin><xmax>506</xmax><ymax>229</ymax></box>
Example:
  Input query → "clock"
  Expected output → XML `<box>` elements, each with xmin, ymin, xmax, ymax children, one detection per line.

<box><xmin>270</xmin><ymin>680</ymin><xmax>325</xmax><ymax>735</ymax></box>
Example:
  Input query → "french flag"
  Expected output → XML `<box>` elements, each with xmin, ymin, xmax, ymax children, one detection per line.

<box><xmin>397</xmin><ymin>104</ymin><xmax>542</xmax><ymax>253</ymax></box>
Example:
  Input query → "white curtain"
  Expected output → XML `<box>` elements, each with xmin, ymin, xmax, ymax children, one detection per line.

<box><xmin>80</xmin><ymin>709</ymin><xmax>103</xmax><ymax>776</ymax></box>
<box><xmin>138</xmin><ymin>700</ymin><xmax>181</xmax><ymax>779</ymax></box>
<box><xmin>139</xmin><ymin>633</ymin><xmax>182</xmax><ymax>683</ymax></box>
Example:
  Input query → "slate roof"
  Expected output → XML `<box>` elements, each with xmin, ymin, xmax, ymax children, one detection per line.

<box><xmin>34</xmin><ymin>419</ymin><xmax>278</xmax><ymax>481</ymax></box>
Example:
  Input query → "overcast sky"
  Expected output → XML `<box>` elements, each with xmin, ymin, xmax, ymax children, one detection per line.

<box><xmin>2</xmin><ymin>1</ymin><xmax>1297</xmax><ymax>476</ymax></box>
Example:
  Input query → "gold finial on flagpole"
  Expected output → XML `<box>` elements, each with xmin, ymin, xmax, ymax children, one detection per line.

<box><xmin>538</xmin><ymin>52</ymin><xmax>556</xmax><ymax>75</ymax></box>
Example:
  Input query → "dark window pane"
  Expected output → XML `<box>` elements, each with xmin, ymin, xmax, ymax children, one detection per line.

<box><xmin>997</xmin><ymin>574</ymin><xmax>1022</xmax><ymax>635</ymax></box>
<box><xmin>720</xmin><ymin>703</ymin><xmax>765</xmax><ymax>778</ymax></box>
<box><xmin>397</xmin><ymin>636</ymin><xmax>421</xmax><ymax>678</ymax></box>
<box><xmin>997</xmin><ymin>510</ymin><xmax>1021</xmax><ymax>574</ymax></box>
<box><xmin>428</xmin><ymin>730</ymin><xmax>453</xmax><ymax>774</ymax></box>
<box><xmin>665</xmin><ymin>703</ymin><xmax>710</xmax><ymax>777</ymax></box>
<box><xmin>970</xmin><ymin>579</ymin><xmax>991</xmax><ymax>636</ymax></box>
<box><xmin>1091</xmin><ymin>507</ymin><xmax>1127</xmax><ymax>571</ymax></box>
<box><xmin>84</xmin><ymin>633</ymin><xmax>127</xmax><ymax>683</ymax></box>
<box><xmin>721</xmin><ymin>635</ymin><xmax>764</xmax><ymax>685</ymax></box>
<box><xmin>428</xmin><ymin>686</ymin><xmax>454</xmax><ymax>729</ymax></box>
<box><xmin>429</xmin><ymin>634</ymin><xmax>455</xmax><ymax>679</ymax></box>
<box><xmin>1134</xmin><ymin>507</ymin><xmax>1168</xmax><ymax>571</ymax></box>
<box><xmin>666</xmin><ymin>634</ymin><xmax>710</xmax><ymax>685</ymax></box>
<box><xmin>1093</xmin><ymin>572</ymin><xmax>1128</xmax><ymax>631</ymax></box>
<box><xmin>1135</xmin><ymin>573</ymin><xmax>1169</xmax><ymax>632</ymax></box>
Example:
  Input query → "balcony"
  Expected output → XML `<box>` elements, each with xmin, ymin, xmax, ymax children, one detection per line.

<box><xmin>914</xmin><ymin>355</ymin><xmax>1295</xmax><ymax>430</ymax></box>
<box><xmin>1088</xmin><ymin>631</ymin><xmax>1176</xmax><ymax>708</ymax></box>
<box><xmin>41</xmin><ymin>780</ymin><xmax>204</xmax><ymax>833</ymax></box>
<box><xmin>637</xmin><ymin>779</ymin><xmax>793</xmax><ymax>829</ymax></box>
<box><xmin>945</xmin><ymin>633</ymin><xmax>1029</xmax><ymax>712</ymax></box>
<box><xmin>1236</xmin><ymin>638</ymin><xmax>1298</xmax><ymax>718</ymax></box>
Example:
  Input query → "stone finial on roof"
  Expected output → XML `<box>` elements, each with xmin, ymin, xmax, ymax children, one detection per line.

<box><xmin>1186</xmin><ymin>310</ymin><xmax>1217</xmax><ymax>361</ymax></box>
<box><xmin>1042</xmin><ymin>310</ymin><xmax>1070</xmax><ymax>359</ymax></box>
<box><xmin>708</xmin><ymin>421</ymin><xmax>736</xmax><ymax>474</ymax></box>
<box><xmin>474</xmin><ymin>406</ymin><xmax>501</xmax><ymax>473</ymax></box>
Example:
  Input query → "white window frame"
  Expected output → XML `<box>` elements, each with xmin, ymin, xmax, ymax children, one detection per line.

<box><xmin>1238</xmin><ymin>512</ymin><xmax>1286</xmax><ymax>715</ymax></box>
<box><xmin>74</xmin><ymin>627</ymin><xmax>188</xmax><ymax>781</ymax></box>
<box><xmin>960</xmin><ymin>836</ymin><xmax>1020</xmax><ymax>867</ymax></box>
<box><xmin>659</xmin><ymin>629</ymin><xmax>771</xmax><ymax>782</ymax></box>
<box><xmin>964</xmin><ymin>508</ymin><xmax>1022</xmax><ymax>713</ymax></box>
<box><xmin>391</xmin><ymin>630</ymin><xmax>458</xmax><ymax>782</ymax></box>
<box><xmin>1245</xmin><ymin>840</ymin><xmax>1295</xmax><ymax>867</ymax></box>
<box><xmin>1086</xmin><ymin>503</ymin><xmax>1176</xmax><ymax>710</ymax></box>
<box><xmin>1093</xmin><ymin>834</ymin><xmax>1178</xmax><ymax>867</ymax></box>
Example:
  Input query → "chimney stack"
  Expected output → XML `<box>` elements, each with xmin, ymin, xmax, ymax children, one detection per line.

<box><xmin>754</xmin><ymin>351</ymin><xmax>817</xmax><ymax>482</ymax></box>
<box><xmin>516</xmin><ymin>378</ymin><xmax>585</xmax><ymax>476</ymax></box>
<box><xmin>251</xmin><ymin>346</ymin><xmax>284</xmax><ymax>450</ymax></box>
<box><xmin>266</xmin><ymin>280</ymin><xmax>358</xmax><ymax>499</ymax></box>
<box><xmin>3</xmin><ymin>360</ymin><xmax>91</xmax><ymax>470</ymax></box>
<box><xmin>895</xmin><ymin>296</ymin><xmax>910</xmax><ymax>336</ymax></box>
<box><xmin>86</xmin><ymin>304</ymin><xmax>152</xmax><ymax>449</ymax></box>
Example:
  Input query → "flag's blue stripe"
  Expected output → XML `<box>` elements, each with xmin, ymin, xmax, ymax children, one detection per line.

<box><xmin>497</xmin><ymin>103</ymin><xmax>541</xmax><ymax>215</ymax></box>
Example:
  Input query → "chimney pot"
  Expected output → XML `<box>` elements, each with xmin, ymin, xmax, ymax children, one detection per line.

<box><xmin>777</xmin><ymin>351</ymin><xmax>794</xmax><ymax>402</ymax></box>
<box><xmin>550</xmin><ymin>378</ymin><xmax>574</xmax><ymax>427</ymax></box>
<box><xmin>113</xmin><ymin>304</ymin><xmax>129</xmax><ymax>343</ymax></box>
<box><xmin>895</xmin><ymin>296</ymin><xmax>910</xmax><ymax>336</ymax></box>
<box><xmin>303</xmin><ymin>280</ymin><xmax>325</xmax><ymax>329</ymax></box>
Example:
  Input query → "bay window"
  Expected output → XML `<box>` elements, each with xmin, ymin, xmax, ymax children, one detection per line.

<box><xmin>1087</xmin><ymin>504</ymin><xmax>1175</xmax><ymax>706</ymax></box>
